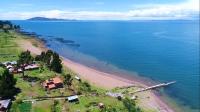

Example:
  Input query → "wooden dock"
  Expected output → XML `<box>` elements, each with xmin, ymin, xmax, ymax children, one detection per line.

<box><xmin>131</xmin><ymin>81</ymin><xmax>176</xmax><ymax>94</ymax></box>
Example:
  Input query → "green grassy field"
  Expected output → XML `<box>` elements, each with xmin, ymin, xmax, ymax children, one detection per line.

<box><xmin>0</xmin><ymin>32</ymin><xmax>21</xmax><ymax>62</ymax></box>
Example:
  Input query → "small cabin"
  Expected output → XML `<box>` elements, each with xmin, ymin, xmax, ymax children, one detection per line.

<box><xmin>106</xmin><ymin>92</ymin><xmax>123</xmax><ymax>98</ymax></box>
<box><xmin>67</xmin><ymin>95</ymin><xmax>79</xmax><ymax>102</ymax></box>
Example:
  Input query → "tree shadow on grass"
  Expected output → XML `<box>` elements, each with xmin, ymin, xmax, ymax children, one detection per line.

<box><xmin>22</xmin><ymin>76</ymin><xmax>41</xmax><ymax>82</ymax></box>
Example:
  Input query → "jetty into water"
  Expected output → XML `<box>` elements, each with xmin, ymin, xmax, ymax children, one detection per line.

<box><xmin>131</xmin><ymin>81</ymin><xmax>176</xmax><ymax>94</ymax></box>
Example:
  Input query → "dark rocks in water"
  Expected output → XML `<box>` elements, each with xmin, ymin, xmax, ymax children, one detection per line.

<box><xmin>47</xmin><ymin>35</ymin><xmax>54</xmax><ymax>37</ymax></box>
<box><xmin>19</xmin><ymin>31</ymin><xmax>39</xmax><ymax>37</ymax></box>
<box><xmin>54</xmin><ymin>37</ymin><xmax>75</xmax><ymax>44</ymax></box>
<box><xmin>46</xmin><ymin>44</ymin><xmax>51</xmax><ymax>47</ymax></box>
<box><xmin>37</xmin><ymin>34</ymin><xmax>42</xmax><ymax>37</ymax></box>
<box><xmin>40</xmin><ymin>38</ymin><xmax>47</xmax><ymax>43</ymax></box>
<box><xmin>53</xmin><ymin>37</ymin><xmax>80</xmax><ymax>47</ymax></box>
<box><xmin>67</xmin><ymin>43</ymin><xmax>80</xmax><ymax>47</ymax></box>
<box><xmin>20</xmin><ymin>31</ymin><xmax>35</xmax><ymax>35</ymax></box>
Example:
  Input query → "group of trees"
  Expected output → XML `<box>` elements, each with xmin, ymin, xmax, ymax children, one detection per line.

<box><xmin>17</xmin><ymin>50</ymin><xmax>34</xmax><ymax>66</ymax></box>
<box><xmin>0</xmin><ymin>20</ymin><xmax>20</xmax><ymax>33</ymax></box>
<box><xmin>0</xmin><ymin>69</ymin><xmax>17</xmax><ymax>99</ymax></box>
<box><xmin>35</xmin><ymin>50</ymin><xmax>62</xmax><ymax>73</ymax></box>
<box><xmin>16</xmin><ymin>49</ymin><xmax>62</xmax><ymax>75</ymax></box>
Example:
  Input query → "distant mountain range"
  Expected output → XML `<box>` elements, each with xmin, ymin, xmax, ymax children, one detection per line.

<box><xmin>27</xmin><ymin>17</ymin><xmax>76</xmax><ymax>21</ymax></box>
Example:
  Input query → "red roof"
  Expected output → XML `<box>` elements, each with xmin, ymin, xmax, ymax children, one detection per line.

<box><xmin>42</xmin><ymin>77</ymin><xmax>63</xmax><ymax>89</ymax></box>
<box><xmin>52</xmin><ymin>77</ymin><xmax>62</xmax><ymax>84</ymax></box>
<box><xmin>48</xmin><ymin>84</ymin><xmax>56</xmax><ymax>89</ymax></box>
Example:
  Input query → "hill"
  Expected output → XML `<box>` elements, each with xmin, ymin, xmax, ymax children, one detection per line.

<box><xmin>27</xmin><ymin>17</ymin><xmax>76</xmax><ymax>21</ymax></box>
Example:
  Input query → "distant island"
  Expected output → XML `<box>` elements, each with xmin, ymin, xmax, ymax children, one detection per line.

<box><xmin>27</xmin><ymin>17</ymin><xmax>76</xmax><ymax>21</ymax></box>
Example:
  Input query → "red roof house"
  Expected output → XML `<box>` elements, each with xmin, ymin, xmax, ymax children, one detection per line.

<box><xmin>42</xmin><ymin>77</ymin><xmax>63</xmax><ymax>90</ymax></box>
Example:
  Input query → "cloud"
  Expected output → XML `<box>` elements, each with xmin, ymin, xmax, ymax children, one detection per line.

<box><xmin>0</xmin><ymin>0</ymin><xmax>199</xmax><ymax>20</ymax></box>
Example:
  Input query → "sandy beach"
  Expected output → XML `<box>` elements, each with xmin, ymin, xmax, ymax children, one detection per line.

<box><xmin>16</xmin><ymin>35</ymin><xmax>175</xmax><ymax>112</ymax></box>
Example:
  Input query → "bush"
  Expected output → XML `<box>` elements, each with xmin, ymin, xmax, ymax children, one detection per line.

<box><xmin>79</xmin><ymin>82</ymin><xmax>91</xmax><ymax>92</ymax></box>
<box><xmin>122</xmin><ymin>98</ymin><xmax>142</xmax><ymax>112</ymax></box>
<box><xmin>15</xmin><ymin>99</ymin><xmax>23</xmax><ymax>104</ymax></box>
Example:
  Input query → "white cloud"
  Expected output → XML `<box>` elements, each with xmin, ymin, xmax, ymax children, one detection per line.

<box><xmin>0</xmin><ymin>0</ymin><xmax>199</xmax><ymax>20</ymax></box>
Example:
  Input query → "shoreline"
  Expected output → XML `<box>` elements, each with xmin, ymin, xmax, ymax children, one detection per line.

<box><xmin>15</xmin><ymin>32</ymin><xmax>175</xmax><ymax>112</ymax></box>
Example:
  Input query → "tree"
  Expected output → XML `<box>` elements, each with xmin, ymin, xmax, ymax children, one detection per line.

<box><xmin>122</xmin><ymin>98</ymin><xmax>142</xmax><ymax>112</ymax></box>
<box><xmin>63</xmin><ymin>74</ymin><xmax>73</xmax><ymax>88</ymax></box>
<box><xmin>17</xmin><ymin>50</ymin><xmax>33</xmax><ymax>77</ymax></box>
<box><xmin>17</xmin><ymin>50</ymin><xmax>33</xmax><ymax>65</ymax></box>
<box><xmin>45</xmin><ymin>50</ymin><xmax>53</xmax><ymax>66</ymax></box>
<box><xmin>0</xmin><ymin>20</ymin><xmax>15</xmax><ymax>30</ymax></box>
<box><xmin>50</xmin><ymin>52</ymin><xmax>62</xmax><ymax>73</ymax></box>
<box><xmin>0</xmin><ymin>69</ymin><xmax>17</xmax><ymax>98</ymax></box>
<box><xmin>40</xmin><ymin>51</ymin><xmax>46</xmax><ymax>62</ymax></box>
<box><xmin>35</xmin><ymin>51</ymin><xmax>46</xmax><ymax>62</ymax></box>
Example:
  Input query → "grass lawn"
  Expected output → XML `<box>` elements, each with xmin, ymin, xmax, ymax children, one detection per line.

<box><xmin>32</xmin><ymin>100</ymin><xmax>54</xmax><ymax>112</ymax></box>
<box><xmin>18</xmin><ymin>102</ymin><xmax>32</xmax><ymax>112</ymax></box>
<box><xmin>69</xmin><ymin>95</ymin><xmax>126</xmax><ymax>112</ymax></box>
<box><xmin>0</xmin><ymin>32</ymin><xmax>21</xmax><ymax>62</ymax></box>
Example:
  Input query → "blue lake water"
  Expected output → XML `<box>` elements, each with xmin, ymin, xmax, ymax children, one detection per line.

<box><xmin>13</xmin><ymin>20</ymin><xmax>199</xmax><ymax>111</ymax></box>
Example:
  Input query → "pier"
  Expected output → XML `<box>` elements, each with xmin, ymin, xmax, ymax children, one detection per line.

<box><xmin>131</xmin><ymin>81</ymin><xmax>176</xmax><ymax>94</ymax></box>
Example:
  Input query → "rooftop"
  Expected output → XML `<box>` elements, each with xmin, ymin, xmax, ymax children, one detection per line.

<box><xmin>67</xmin><ymin>95</ymin><xmax>78</xmax><ymax>101</ymax></box>
<box><xmin>0</xmin><ymin>99</ymin><xmax>11</xmax><ymax>109</ymax></box>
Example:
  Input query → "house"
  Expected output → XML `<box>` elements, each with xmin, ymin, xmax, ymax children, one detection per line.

<box><xmin>2</xmin><ymin>61</ymin><xmax>19</xmax><ymax>74</ymax></box>
<box><xmin>67</xmin><ymin>95</ymin><xmax>79</xmax><ymax>102</ymax></box>
<box><xmin>0</xmin><ymin>99</ymin><xmax>11</xmax><ymax>112</ymax></box>
<box><xmin>6</xmin><ymin>65</ymin><xmax>13</xmax><ymax>69</ymax></box>
<box><xmin>8</xmin><ymin>68</ymin><xmax>14</xmax><ymax>73</ymax></box>
<box><xmin>42</xmin><ymin>77</ymin><xmax>63</xmax><ymax>90</ymax></box>
<box><xmin>3</xmin><ymin>61</ymin><xmax>17</xmax><ymax>66</ymax></box>
<box><xmin>24</xmin><ymin>64</ymin><xmax>39</xmax><ymax>70</ymax></box>
<box><xmin>9</xmin><ymin>68</ymin><xmax>23</xmax><ymax>74</ymax></box>
<box><xmin>106</xmin><ymin>92</ymin><xmax>124</xmax><ymax>98</ymax></box>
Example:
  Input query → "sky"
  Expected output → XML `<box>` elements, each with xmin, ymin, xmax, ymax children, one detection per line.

<box><xmin>0</xmin><ymin>0</ymin><xmax>199</xmax><ymax>20</ymax></box>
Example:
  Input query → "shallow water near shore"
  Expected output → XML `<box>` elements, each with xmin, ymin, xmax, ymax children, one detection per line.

<box><xmin>13</xmin><ymin>20</ymin><xmax>199</xmax><ymax>111</ymax></box>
